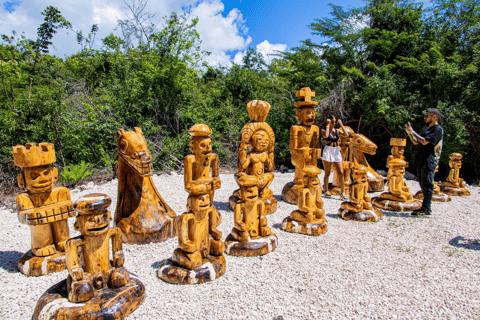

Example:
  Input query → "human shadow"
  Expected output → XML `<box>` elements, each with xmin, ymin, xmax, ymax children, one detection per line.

<box><xmin>213</xmin><ymin>201</ymin><xmax>230</xmax><ymax>212</ymax></box>
<box><xmin>379</xmin><ymin>210</ymin><xmax>413</xmax><ymax>218</ymax></box>
<box><xmin>449</xmin><ymin>236</ymin><xmax>480</xmax><ymax>251</ymax></box>
<box><xmin>0</xmin><ymin>250</ymin><xmax>23</xmax><ymax>273</ymax></box>
<box><xmin>272</xmin><ymin>223</ymin><xmax>282</xmax><ymax>230</ymax></box>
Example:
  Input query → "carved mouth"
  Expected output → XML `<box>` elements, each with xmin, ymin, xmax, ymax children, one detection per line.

<box><xmin>119</xmin><ymin>152</ymin><xmax>152</xmax><ymax>176</ymax></box>
<box><xmin>355</xmin><ymin>146</ymin><xmax>377</xmax><ymax>155</ymax></box>
<box><xmin>87</xmin><ymin>223</ymin><xmax>109</xmax><ymax>235</ymax></box>
<box><xmin>247</xmin><ymin>195</ymin><xmax>258</xmax><ymax>200</ymax></box>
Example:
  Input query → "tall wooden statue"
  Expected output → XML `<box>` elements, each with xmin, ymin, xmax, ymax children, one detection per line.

<box><xmin>439</xmin><ymin>153</ymin><xmax>471</xmax><ymax>196</ymax></box>
<box><xmin>13</xmin><ymin>143</ymin><xmax>75</xmax><ymax>276</ymax></box>
<box><xmin>372</xmin><ymin>158</ymin><xmax>421</xmax><ymax>211</ymax></box>
<box><xmin>115</xmin><ymin>127</ymin><xmax>177</xmax><ymax>244</ymax></box>
<box><xmin>228</xmin><ymin>100</ymin><xmax>277</xmax><ymax>214</ymax></box>
<box><xmin>338</xmin><ymin>165</ymin><xmax>383</xmax><ymax>222</ymax></box>
<box><xmin>225</xmin><ymin>175</ymin><xmax>277</xmax><ymax>257</ymax></box>
<box><xmin>414</xmin><ymin>165</ymin><xmax>451</xmax><ymax>202</ymax></box>
<box><xmin>157</xmin><ymin>181</ymin><xmax>226</xmax><ymax>284</ymax></box>
<box><xmin>281</xmin><ymin>166</ymin><xmax>328</xmax><ymax>235</ymax></box>
<box><xmin>33</xmin><ymin>194</ymin><xmax>145</xmax><ymax>320</ymax></box>
<box><xmin>282</xmin><ymin>88</ymin><xmax>321</xmax><ymax>204</ymax></box>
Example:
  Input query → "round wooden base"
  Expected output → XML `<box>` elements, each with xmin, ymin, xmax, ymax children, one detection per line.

<box><xmin>17</xmin><ymin>250</ymin><xmax>66</xmax><ymax>276</ymax></box>
<box><xmin>281</xmin><ymin>217</ymin><xmax>327</xmax><ymax>235</ymax></box>
<box><xmin>281</xmin><ymin>182</ymin><xmax>299</xmax><ymax>205</ymax></box>
<box><xmin>228</xmin><ymin>195</ymin><xmax>277</xmax><ymax>214</ymax></box>
<box><xmin>118</xmin><ymin>217</ymin><xmax>178</xmax><ymax>245</ymax></box>
<box><xmin>414</xmin><ymin>191</ymin><xmax>452</xmax><ymax>202</ymax></box>
<box><xmin>338</xmin><ymin>208</ymin><xmax>383</xmax><ymax>222</ymax></box>
<box><xmin>224</xmin><ymin>234</ymin><xmax>277</xmax><ymax>257</ymax></box>
<box><xmin>439</xmin><ymin>185</ymin><xmax>471</xmax><ymax>196</ymax></box>
<box><xmin>32</xmin><ymin>278</ymin><xmax>145</xmax><ymax>320</ymax></box>
<box><xmin>157</xmin><ymin>255</ymin><xmax>226</xmax><ymax>285</ymax></box>
<box><xmin>368</xmin><ymin>178</ymin><xmax>385</xmax><ymax>192</ymax></box>
<box><xmin>372</xmin><ymin>197</ymin><xmax>421</xmax><ymax>212</ymax></box>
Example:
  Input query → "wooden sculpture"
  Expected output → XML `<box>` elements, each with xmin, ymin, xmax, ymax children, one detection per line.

<box><xmin>185</xmin><ymin>124</ymin><xmax>221</xmax><ymax>200</ymax></box>
<box><xmin>157</xmin><ymin>181</ymin><xmax>226</xmax><ymax>284</ymax></box>
<box><xmin>228</xmin><ymin>100</ymin><xmax>277</xmax><ymax>213</ymax></box>
<box><xmin>338</xmin><ymin>165</ymin><xmax>383</xmax><ymax>222</ymax></box>
<box><xmin>282</xmin><ymin>88</ymin><xmax>321</xmax><ymax>204</ymax></box>
<box><xmin>372</xmin><ymin>158</ymin><xmax>421</xmax><ymax>211</ymax></box>
<box><xmin>225</xmin><ymin>175</ymin><xmax>277</xmax><ymax>257</ymax></box>
<box><xmin>281</xmin><ymin>166</ymin><xmax>328</xmax><ymax>235</ymax></box>
<box><xmin>32</xmin><ymin>194</ymin><xmax>145</xmax><ymax>320</ymax></box>
<box><xmin>330</xmin><ymin>126</ymin><xmax>384</xmax><ymax>193</ymax></box>
<box><xmin>439</xmin><ymin>153</ymin><xmax>471</xmax><ymax>196</ymax></box>
<box><xmin>13</xmin><ymin>143</ymin><xmax>75</xmax><ymax>276</ymax></box>
<box><xmin>414</xmin><ymin>165</ymin><xmax>451</xmax><ymax>202</ymax></box>
<box><xmin>115</xmin><ymin>127</ymin><xmax>177</xmax><ymax>244</ymax></box>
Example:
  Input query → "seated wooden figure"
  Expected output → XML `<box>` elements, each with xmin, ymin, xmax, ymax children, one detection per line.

<box><xmin>414</xmin><ymin>165</ymin><xmax>451</xmax><ymax>202</ymax></box>
<box><xmin>372</xmin><ymin>158</ymin><xmax>421</xmax><ymax>211</ymax></box>
<box><xmin>157</xmin><ymin>181</ymin><xmax>226</xmax><ymax>285</ymax></box>
<box><xmin>32</xmin><ymin>194</ymin><xmax>145</xmax><ymax>320</ymax></box>
<box><xmin>185</xmin><ymin>124</ymin><xmax>221</xmax><ymax>201</ymax></box>
<box><xmin>228</xmin><ymin>100</ymin><xmax>277</xmax><ymax>213</ymax></box>
<box><xmin>115</xmin><ymin>127</ymin><xmax>178</xmax><ymax>244</ymax></box>
<box><xmin>281</xmin><ymin>166</ymin><xmax>328</xmax><ymax>235</ymax></box>
<box><xmin>13</xmin><ymin>143</ymin><xmax>75</xmax><ymax>276</ymax></box>
<box><xmin>225</xmin><ymin>175</ymin><xmax>277</xmax><ymax>257</ymax></box>
<box><xmin>338</xmin><ymin>165</ymin><xmax>383</xmax><ymax>222</ymax></box>
<box><xmin>282</xmin><ymin>88</ymin><xmax>321</xmax><ymax>204</ymax></box>
<box><xmin>439</xmin><ymin>153</ymin><xmax>471</xmax><ymax>196</ymax></box>
<box><xmin>329</xmin><ymin>127</ymin><xmax>354</xmax><ymax>195</ymax></box>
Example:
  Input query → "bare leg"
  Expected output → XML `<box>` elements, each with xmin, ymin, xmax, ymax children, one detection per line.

<box><xmin>333</xmin><ymin>161</ymin><xmax>345</xmax><ymax>194</ymax></box>
<box><xmin>322</xmin><ymin>160</ymin><xmax>332</xmax><ymax>192</ymax></box>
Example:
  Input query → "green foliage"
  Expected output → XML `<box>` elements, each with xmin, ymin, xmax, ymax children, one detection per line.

<box><xmin>60</xmin><ymin>161</ymin><xmax>93</xmax><ymax>185</ymax></box>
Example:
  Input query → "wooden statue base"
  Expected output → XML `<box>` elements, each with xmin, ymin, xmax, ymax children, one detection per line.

<box><xmin>281</xmin><ymin>217</ymin><xmax>327</xmax><ymax>235</ymax></box>
<box><xmin>17</xmin><ymin>250</ymin><xmax>66</xmax><ymax>276</ymax></box>
<box><xmin>367</xmin><ymin>177</ymin><xmax>385</xmax><ymax>192</ymax></box>
<box><xmin>118</xmin><ymin>218</ymin><xmax>177</xmax><ymax>245</ymax></box>
<box><xmin>414</xmin><ymin>191</ymin><xmax>452</xmax><ymax>202</ymax></box>
<box><xmin>439</xmin><ymin>185</ymin><xmax>471</xmax><ymax>196</ymax></box>
<box><xmin>157</xmin><ymin>255</ymin><xmax>226</xmax><ymax>285</ymax></box>
<box><xmin>371</xmin><ymin>197</ymin><xmax>421</xmax><ymax>212</ymax></box>
<box><xmin>228</xmin><ymin>195</ymin><xmax>277</xmax><ymax>214</ymax></box>
<box><xmin>32</xmin><ymin>278</ymin><xmax>145</xmax><ymax>320</ymax></box>
<box><xmin>224</xmin><ymin>234</ymin><xmax>277</xmax><ymax>257</ymax></box>
<box><xmin>281</xmin><ymin>182</ymin><xmax>299</xmax><ymax>205</ymax></box>
<box><xmin>338</xmin><ymin>208</ymin><xmax>383</xmax><ymax>222</ymax></box>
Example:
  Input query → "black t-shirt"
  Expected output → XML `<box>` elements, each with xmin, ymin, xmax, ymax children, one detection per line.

<box><xmin>417</xmin><ymin>124</ymin><xmax>443</xmax><ymax>170</ymax></box>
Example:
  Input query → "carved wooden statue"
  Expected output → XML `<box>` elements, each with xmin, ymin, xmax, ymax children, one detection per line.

<box><xmin>281</xmin><ymin>166</ymin><xmax>328</xmax><ymax>235</ymax></box>
<box><xmin>387</xmin><ymin>138</ymin><xmax>407</xmax><ymax>168</ymax></box>
<box><xmin>440</xmin><ymin>153</ymin><xmax>471</xmax><ymax>196</ymax></box>
<box><xmin>225</xmin><ymin>175</ymin><xmax>277</xmax><ymax>257</ymax></box>
<box><xmin>229</xmin><ymin>100</ymin><xmax>277</xmax><ymax>213</ymax></box>
<box><xmin>282</xmin><ymin>88</ymin><xmax>321</xmax><ymax>204</ymax></box>
<box><xmin>372</xmin><ymin>158</ymin><xmax>421</xmax><ymax>211</ymax></box>
<box><xmin>115</xmin><ymin>127</ymin><xmax>177</xmax><ymax>244</ymax></box>
<box><xmin>13</xmin><ymin>143</ymin><xmax>75</xmax><ymax>276</ymax></box>
<box><xmin>185</xmin><ymin>124</ymin><xmax>221</xmax><ymax>200</ymax></box>
<box><xmin>158</xmin><ymin>181</ymin><xmax>226</xmax><ymax>284</ymax></box>
<box><xmin>414</xmin><ymin>165</ymin><xmax>451</xmax><ymax>202</ymax></box>
<box><xmin>338</xmin><ymin>165</ymin><xmax>383</xmax><ymax>222</ymax></box>
<box><xmin>32</xmin><ymin>194</ymin><xmax>145</xmax><ymax>320</ymax></box>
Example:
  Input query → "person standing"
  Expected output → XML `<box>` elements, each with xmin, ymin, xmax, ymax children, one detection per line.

<box><xmin>405</xmin><ymin>108</ymin><xmax>444</xmax><ymax>215</ymax></box>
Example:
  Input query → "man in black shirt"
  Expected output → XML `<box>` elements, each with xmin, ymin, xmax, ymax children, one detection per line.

<box><xmin>405</xmin><ymin>108</ymin><xmax>444</xmax><ymax>215</ymax></box>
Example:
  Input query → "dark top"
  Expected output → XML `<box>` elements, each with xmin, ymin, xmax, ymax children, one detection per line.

<box><xmin>324</xmin><ymin>128</ymin><xmax>339</xmax><ymax>147</ymax></box>
<box><xmin>417</xmin><ymin>124</ymin><xmax>443</xmax><ymax>171</ymax></box>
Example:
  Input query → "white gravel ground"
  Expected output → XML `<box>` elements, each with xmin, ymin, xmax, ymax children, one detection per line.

<box><xmin>1</xmin><ymin>172</ymin><xmax>479</xmax><ymax>319</ymax></box>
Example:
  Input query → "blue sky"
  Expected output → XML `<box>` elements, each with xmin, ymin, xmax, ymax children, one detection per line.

<box><xmin>0</xmin><ymin>0</ymin><xmax>366</xmax><ymax>66</ymax></box>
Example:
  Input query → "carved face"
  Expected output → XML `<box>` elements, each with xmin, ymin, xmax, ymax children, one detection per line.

<box><xmin>23</xmin><ymin>165</ymin><xmax>56</xmax><ymax>193</ymax></box>
<box><xmin>75</xmin><ymin>211</ymin><xmax>111</xmax><ymax>237</ymax></box>
<box><xmin>250</xmin><ymin>130</ymin><xmax>269</xmax><ymax>152</ymax></box>
<box><xmin>392</xmin><ymin>166</ymin><xmax>405</xmax><ymax>176</ymax></box>
<box><xmin>192</xmin><ymin>194</ymin><xmax>211</xmax><ymax>212</ymax></box>
<box><xmin>306</xmin><ymin>176</ymin><xmax>320</xmax><ymax>189</ymax></box>
<box><xmin>193</xmin><ymin>138</ymin><xmax>212</xmax><ymax>156</ymax></box>
<box><xmin>117</xmin><ymin>128</ymin><xmax>152</xmax><ymax>176</ymax></box>
<box><xmin>241</xmin><ymin>186</ymin><xmax>258</xmax><ymax>201</ymax></box>
<box><xmin>298</xmin><ymin>107</ymin><xmax>315</xmax><ymax>126</ymax></box>
<box><xmin>391</xmin><ymin>146</ymin><xmax>404</xmax><ymax>158</ymax></box>
<box><xmin>450</xmin><ymin>159</ymin><xmax>462</xmax><ymax>169</ymax></box>
<box><xmin>353</xmin><ymin>171</ymin><xmax>368</xmax><ymax>184</ymax></box>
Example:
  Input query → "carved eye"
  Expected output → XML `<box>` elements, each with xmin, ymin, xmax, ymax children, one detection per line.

<box><xmin>31</xmin><ymin>172</ymin><xmax>40</xmax><ymax>180</ymax></box>
<box><xmin>131</xmin><ymin>152</ymin><xmax>137</xmax><ymax>159</ymax></box>
<box><xmin>119</xmin><ymin>139</ymin><xmax>128</xmax><ymax>153</ymax></box>
<box><xmin>357</xmin><ymin>139</ymin><xmax>362</xmax><ymax>144</ymax></box>
<box><xmin>200</xmin><ymin>142</ymin><xmax>206</xmax><ymax>148</ymax></box>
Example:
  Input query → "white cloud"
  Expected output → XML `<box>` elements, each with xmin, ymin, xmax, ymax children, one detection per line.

<box><xmin>255</xmin><ymin>40</ymin><xmax>287</xmax><ymax>64</ymax></box>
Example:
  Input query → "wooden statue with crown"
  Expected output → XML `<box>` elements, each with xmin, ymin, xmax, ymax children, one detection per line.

<box><xmin>439</xmin><ymin>153</ymin><xmax>471</xmax><ymax>196</ymax></box>
<box><xmin>13</xmin><ymin>143</ymin><xmax>75</xmax><ymax>276</ymax></box>
<box><xmin>281</xmin><ymin>88</ymin><xmax>321</xmax><ymax>205</ymax></box>
<box><xmin>228</xmin><ymin>100</ymin><xmax>277</xmax><ymax>214</ymax></box>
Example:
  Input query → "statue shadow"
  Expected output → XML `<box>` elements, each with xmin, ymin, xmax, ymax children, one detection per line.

<box><xmin>272</xmin><ymin>223</ymin><xmax>282</xmax><ymax>230</ymax></box>
<box><xmin>0</xmin><ymin>250</ymin><xmax>23</xmax><ymax>273</ymax></box>
<box><xmin>379</xmin><ymin>210</ymin><xmax>413</xmax><ymax>218</ymax></box>
<box><xmin>151</xmin><ymin>259</ymin><xmax>169</xmax><ymax>269</ymax></box>
<box><xmin>213</xmin><ymin>201</ymin><xmax>230</xmax><ymax>212</ymax></box>
<box><xmin>326</xmin><ymin>213</ymin><xmax>340</xmax><ymax>219</ymax></box>
<box><xmin>449</xmin><ymin>236</ymin><xmax>480</xmax><ymax>251</ymax></box>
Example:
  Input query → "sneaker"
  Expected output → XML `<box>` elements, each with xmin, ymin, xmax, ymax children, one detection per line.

<box><xmin>324</xmin><ymin>191</ymin><xmax>332</xmax><ymax>198</ymax></box>
<box><xmin>411</xmin><ymin>207</ymin><xmax>431</xmax><ymax>216</ymax></box>
<box><xmin>340</xmin><ymin>193</ymin><xmax>348</xmax><ymax>201</ymax></box>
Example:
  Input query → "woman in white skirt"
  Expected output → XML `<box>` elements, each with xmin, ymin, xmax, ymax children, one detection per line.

<box><xmin>321</xmin><ymin>115</ymin><xmax>349</xmax><ymax>200</ymax></box>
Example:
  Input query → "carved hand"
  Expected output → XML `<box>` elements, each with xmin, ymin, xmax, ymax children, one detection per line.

<box><xmin>113</xmin><ymin>252</ymin><xmax>125</xmax><ymax>267</ymax></box>
<box><xmin>70</xmin><ymin>267</ymin><xmax>84</xmax><ymax>281</ymax></box>
<box><xmin>234</xmin><ymin>221</ymin><xmax>246</xmax><ymax>231</ymax></box>
<box><xmin>182</xmin><ymin>240</ymin><xmax>197</xmax><ymax>253</ymax></box>
<box><xmin>210</xmin><ymin>228</ymin><xmax>222</xmax><ymax>241</ymax></box>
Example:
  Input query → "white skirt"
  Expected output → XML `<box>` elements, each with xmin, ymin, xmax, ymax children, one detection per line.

<box><xmin>322</xmin><ymin>145</ymin><xmax>343</xmax><ymax>163</ymax></box>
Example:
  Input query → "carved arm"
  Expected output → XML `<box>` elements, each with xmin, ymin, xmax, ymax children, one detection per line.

<box><xmin>66</xmin><ymin>238</ymin><xmax>85</xmax><ymax>281</ymax></box>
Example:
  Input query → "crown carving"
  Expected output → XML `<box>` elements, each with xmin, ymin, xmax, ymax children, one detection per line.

<box><xmin>247</xmin><ymin>100</ymin><xmax>271</xmax><ymax>122</ymax></box>
<box><xmin>12</xmin><ymin>143</ymin><xmax>56</xmax><ymax>167</ymax></box>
